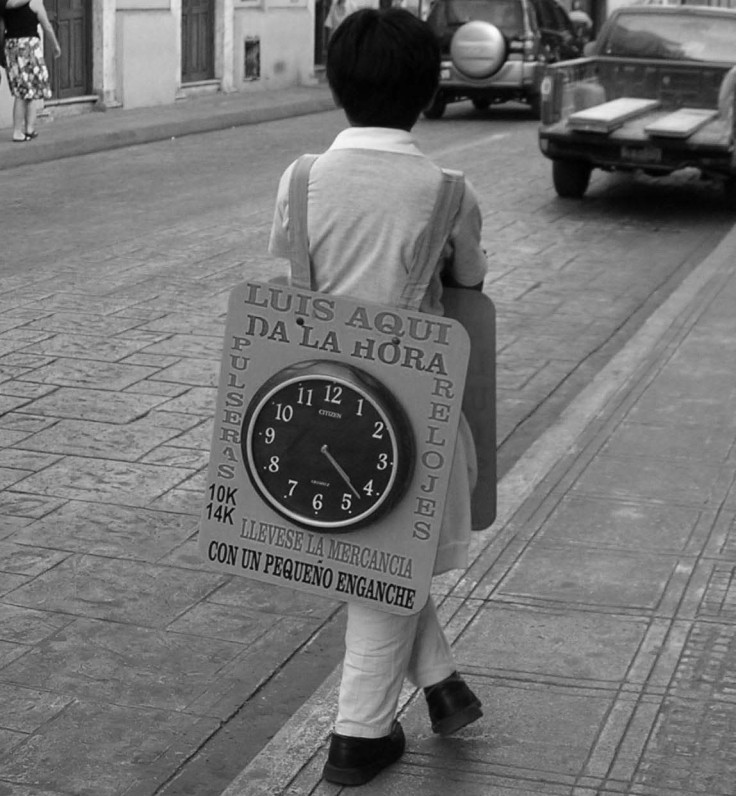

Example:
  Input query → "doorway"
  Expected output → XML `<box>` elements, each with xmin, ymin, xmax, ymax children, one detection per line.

<box><xmin>44</xmin><ymin>0</ymin><xmax>92</xmax><ymax>99</ymax></box>
<box><xmin>181</xmin><ymin>0</ymin><xmax>215</xmax><ymax>83</ymax></box>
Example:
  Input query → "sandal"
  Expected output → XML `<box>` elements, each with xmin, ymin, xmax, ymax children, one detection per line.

<box><xmin>25</xmin><ymin>131</ymin><xmax>38</xmax><ymax>140</ymax></box>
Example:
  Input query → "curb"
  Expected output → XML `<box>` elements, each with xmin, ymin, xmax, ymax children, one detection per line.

<box><xmin>0</xmin><ymin>93</ymin><xmax>337</xmax><ymax>171</ymax></box>
<box><xmin>219</xmin><ymin>218</ymin><xmax>736</xmax><ymax>795</ymax></box>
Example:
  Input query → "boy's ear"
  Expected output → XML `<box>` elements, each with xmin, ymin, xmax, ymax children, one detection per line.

<box><xmin>329</xmin><ymin>88</ymin><xmax>343</xmax><ymax>109</ymax></box>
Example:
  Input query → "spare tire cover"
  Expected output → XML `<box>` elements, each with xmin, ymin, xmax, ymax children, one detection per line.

<box><xmin>450</xmin><ymin>21</ymin><xmax>507</xmax><ymax>79</ymax></box>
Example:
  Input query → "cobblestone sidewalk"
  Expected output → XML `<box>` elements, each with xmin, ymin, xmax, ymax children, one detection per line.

<box><xmin>225</xmin><ymin>219</ymin><xmax>736</xmax><ymax>794</ymax></box>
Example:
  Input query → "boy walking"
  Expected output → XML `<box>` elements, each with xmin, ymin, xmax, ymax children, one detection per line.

<box><xmin>268</xmin><ymin>8</ymin><xmax>488</xmax><ymax>785</ymax></box>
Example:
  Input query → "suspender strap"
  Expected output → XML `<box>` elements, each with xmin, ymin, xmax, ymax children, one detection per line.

<box><xmin>287</xmin><ymin>154</ymin><xmax>319</xmax><ymax>290</ymax></box>
<box><xmin>397</xmin><ymin>168</ymin><xmax>465</xmax><ymax>310</ymax></box>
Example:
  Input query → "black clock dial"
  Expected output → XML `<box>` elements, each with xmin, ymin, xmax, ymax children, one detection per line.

<box><xmin>242</xmin><ymin>361</ymin><xmax>414</xmax><ymax>531</ymax></box>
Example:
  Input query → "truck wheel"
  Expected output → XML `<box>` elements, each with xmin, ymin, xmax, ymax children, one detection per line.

<box><xmin>472</xmin><ymin>98</ymin><xmax>491</xmax><ymax>111</ymax></box>
<box><xmin>424</xmin><ymin>94</ymin><xmax>447</xmax><ymax>119</ymax></box>
<box><xmin>552</xmin><ymin>160</ymin><xmax>592</xmax><ymax>198</ymax></box>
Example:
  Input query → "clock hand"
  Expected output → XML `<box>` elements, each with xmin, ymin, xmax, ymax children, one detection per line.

<box><xmin>320</xmin><ymin>444</ymin><xmax>361</xmax><ymax>499</ymax></box>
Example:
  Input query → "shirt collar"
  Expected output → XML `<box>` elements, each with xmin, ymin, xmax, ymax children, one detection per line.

<box><xmin>328</xmin><ymin>127</ymin><xmax>424</xmax><ymax>156</ymax></box>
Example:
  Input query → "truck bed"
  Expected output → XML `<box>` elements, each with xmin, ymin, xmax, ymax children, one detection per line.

<box><xmin>539</xmin><ymin>57</ymin><xmax>734</xmax><ymax>175</ymax></box>
<box><xmin>543</xmin><ymin>106</ymin><xmax>729</xmax><ymax>146</ymax></box>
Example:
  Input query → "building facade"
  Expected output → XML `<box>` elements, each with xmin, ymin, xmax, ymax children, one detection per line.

<box><xmin>0</xmin><ymin>0</ymin><xmax>331</xmax><ymax>128</ymax></box>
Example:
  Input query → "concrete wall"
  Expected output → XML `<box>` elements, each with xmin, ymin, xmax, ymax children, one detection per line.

<box><xmin>116</xmin><ymin>8</ymin><xmax>179</xmax><ymax>108</ymax></box>
<box><xmin>235</xmin><ymin>3</ymin><xmax>313</xmax><ymax>91</ymax></box>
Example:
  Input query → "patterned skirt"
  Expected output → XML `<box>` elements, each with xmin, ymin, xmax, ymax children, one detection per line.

<box><xmin>4</xmin><ymin>37</ymin><xmax>52</xmax><ymax>101</ymax></box>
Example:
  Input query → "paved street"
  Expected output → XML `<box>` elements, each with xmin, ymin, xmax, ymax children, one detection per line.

<box><xmin>0</xmin><ymin>93</ymin><xmax>734</xmax><ymax>795</ymax></box>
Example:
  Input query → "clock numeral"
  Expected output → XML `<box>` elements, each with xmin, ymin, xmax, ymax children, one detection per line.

<box><xmin>363</xmin><ymin>479</ymin><xmax>375</xmax><ymax>496</ymax></box>
<box><xmin>356</xmin><ymin>398</ymin><xmax>364</xmax><ymax>417</ymax></box>
<box><xmin>264</xmin><ymin>427</ymin><xmax>276</xmax><ymax>444</ymax></box>
<box><xmin>341</xmin><ymin>493</ymin><xmax>353</xmax><ymax>511</ymax></box>
<box><xmin>377</xmin><ymin>453</ymin><xmax>389</xmax><ymax>470</ymax></box>
<box><xmin>324</xmin><ymin>384</ymin><xmax>343</xmax><ymax>405</ymax></box>
<box><xmin>268</xmin><ymin>456</ymin><xmax>280</xmax><ymax>473</ymax></box>
<box><xmin>275</xmin><ymin>403</ymin><xmax>293</xmax><ymax>422</ymax></box>
<box><xmin>297</xmin><ymin>386</ymin><xmax>314</xmax><ymax>406</ymax></box>
<box><xmin>372</xmin><ymin>421</ymin><xmax>385</xmax><ymax>439</ymax></box>
<box><xmin>287</xmin><ymin>479</ymin><xmax>298</xmax><ymax>496</ymax></box>
<box><xmin>312</xmin><ymin>493</ymin><xmax>324</xmax><ymax>511</ymax></box>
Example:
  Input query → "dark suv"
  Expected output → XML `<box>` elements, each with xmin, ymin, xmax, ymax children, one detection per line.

<box><xmin>425</xmin><ymin>0</ymin><xmax>584</xmax><ymax>118</ymax></box>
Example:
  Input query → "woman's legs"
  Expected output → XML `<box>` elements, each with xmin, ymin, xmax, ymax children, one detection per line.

<box><xmin>11</xmin><ymin>98</ymin><xmax>38</xmax><ymax>140</ymax></box>
<box><xmin>12</xmin><ymin>98</ymin><xmax>27</xmax><ymax>141</ymax></box>
<box><xmin>25</xmin><ymin>99</ymin><xmax>39</xmax><ymax>135</ymax></box>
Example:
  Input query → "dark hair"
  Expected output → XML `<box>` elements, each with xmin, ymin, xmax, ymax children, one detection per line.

<box><xmin>326</xmin><ymin>8</ymin><xmax>440</xmax><ymax>130</ymax></box>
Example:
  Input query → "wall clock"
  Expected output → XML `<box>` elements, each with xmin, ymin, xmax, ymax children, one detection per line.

<box><xmin>241</xmin><ymin>359</ymin><xmax>415</xmax><ymax>532</ymax></box>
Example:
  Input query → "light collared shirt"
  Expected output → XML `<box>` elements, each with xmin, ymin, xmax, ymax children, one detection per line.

<box><xmin>267</xmin><ymin>127</ymin><xmax>487</xmax><ymax>570</ymax></box>
<box><xmin>269</xmin><ymin>126</ymin><xmax>487</xmax><ymax>315</ymax></box>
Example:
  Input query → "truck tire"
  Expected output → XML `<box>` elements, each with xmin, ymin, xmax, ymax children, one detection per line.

<box><xmin>552</xmin><ymin>159</ymin><xmax>592</xmax><ymax>198</ymax></box>
<box><xmin>423</xmin><ymin>94</ymin><xmax>447</xmax><ymax>119</ymax></box>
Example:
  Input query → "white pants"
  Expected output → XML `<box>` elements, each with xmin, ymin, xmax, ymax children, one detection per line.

<box><xmin>335</xmin><ymin>597</ymin><xmax>456</xmax><ymax>738</ymax></box>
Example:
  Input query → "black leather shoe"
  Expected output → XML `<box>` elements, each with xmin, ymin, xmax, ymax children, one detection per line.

<box><xmin>322</xmin><ymin>720</ymin><xmax>405</xmax><ymax>786</ymax></box>
<box><xmin>424</xmin><ymin>672</ymin><xmax>483</xmax><ymax>736</ymax></box>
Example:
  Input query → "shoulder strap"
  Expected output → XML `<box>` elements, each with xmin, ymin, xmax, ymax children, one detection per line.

<box><xmin>398</xmin><ymin>168</ymin><xmax>465</xmax><ymax>309</ymax></box>
<box><xmin>287</xmin><ymin>159</ymin><xmax>465</xmax><ymax>304</ymax></box>
<box><xmin>287</xmin><ymin>154</ymin><xmax>319</xmax><ymax>290</ymax></box>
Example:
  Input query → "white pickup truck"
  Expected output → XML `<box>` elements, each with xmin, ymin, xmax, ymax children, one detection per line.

<box><xmin>538</xmin><ymin>4</ymin><xmax>736</xmax><ymax>203</ymax></box>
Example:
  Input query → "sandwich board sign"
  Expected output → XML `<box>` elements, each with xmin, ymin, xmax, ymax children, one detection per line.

<box><xmin>198</xmin><ymin>279</ymin><xmax>472</xmax><ymax>615</ymax></box>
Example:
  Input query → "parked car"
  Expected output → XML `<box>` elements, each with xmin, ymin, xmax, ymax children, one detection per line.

<box><xmin>538</xmin><ymin>4</ymin><xmax>736</xmax><ymax>201</ymax></box>
<box><xmin>424</xmin><ymin>0</ymin><xmax>585</xmax><ymax>119</ymax></box>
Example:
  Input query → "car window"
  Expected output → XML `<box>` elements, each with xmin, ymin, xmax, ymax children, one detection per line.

<box><xmin>428</xmin><ymin>0</ymin><xmax>525</xmax><ymax>36</ymax></box>
<box><xmin>550</xmin><ymin>1</ymin><xmax>573</xmax><ymax>31</ymax></box>
<box><xmin>525</xmin><ymin>1</ymin><xmax>541</xmax><ymax>30</ymax></box>
<box><xmin>602</xmin><ymin>11</ymin><xmax>736</xmax><ymax>61</ymax></box>
<box><xmin>532</xmin><ymin>0</ymin><xmax>558</xmax><ymax>28</ymax></box>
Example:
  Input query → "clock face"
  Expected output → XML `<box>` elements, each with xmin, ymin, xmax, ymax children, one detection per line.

<box><xmin>242</xmin><ymin>361</ymin><xmax>415</xmax><ymax>531</ymax></box>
